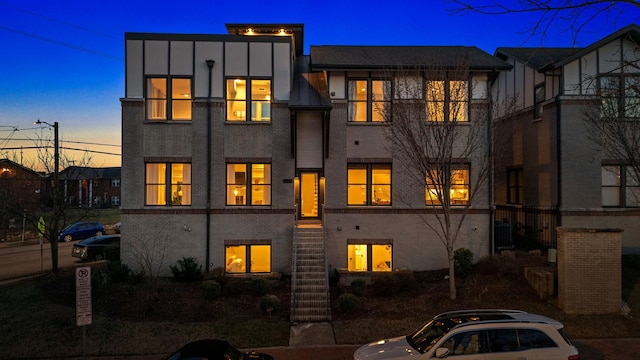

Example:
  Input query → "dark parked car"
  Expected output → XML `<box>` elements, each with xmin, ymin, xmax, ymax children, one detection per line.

<box><xmin>165</xmin><ymin>339</ymin><xmax>274</xmax><ymax>360</ymax></box>
<box><xmin>72</xmin><ymin>235</ymin><xmax>120</xmax><ymax>261</ymax></box>
<box><xmin>58</xmin><ymin>221</ymin><xmax>105</xmax><ymax>242</ymax></box>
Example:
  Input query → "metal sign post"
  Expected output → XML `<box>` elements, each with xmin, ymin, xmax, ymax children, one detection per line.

<box><xmin>37</xmin><ymin>217</ymin><xmax>45</xmax><ymax>272</ymax></box>
<box><xmin>76</xmin><ymin>266</ymin><xmax>92</xmax><ymax>359</ymax></box>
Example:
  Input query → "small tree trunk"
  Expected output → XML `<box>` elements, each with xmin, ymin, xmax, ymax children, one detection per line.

<box><xmin>448</xmin><ymin>249</ymin><xmax>457</xmax><ymax>300</ymax></box>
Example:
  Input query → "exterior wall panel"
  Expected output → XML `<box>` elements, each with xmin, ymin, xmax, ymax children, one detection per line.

<box><xmin>194</xmin><ymin>41</ymin><xmax>224</xmax><ymax>98</ymax></box>
<box><xmin>273</xmin><ymin>43</ymin><xmax>291</xmax><ymax>101</ymax></box>
<box><xmin>170</xmin><ymin>41</ymin><xmax>193</xmax><ymax>75</ymax></box>
<box><xmin>225</xmin><ymin>42</ymin><xmax>248</xmax><ymax>76</ymax></box>
<box><xmin>126</xmin><ymin>40</ymin><xmax>143</xmax><ymax>97</ymax></box>
<box><xmin>250</xmin><ymin>42</ymin><xmax>272</xmax><ymax>77</ymax></box>
<box><xmin>144</xmin><ymin>40</ymin><xmax>168</xmax><ymax>75</ymax></box>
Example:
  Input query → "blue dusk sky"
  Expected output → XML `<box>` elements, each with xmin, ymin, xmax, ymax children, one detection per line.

<box><xmin>0</xmin><ymin>0</ymin><xmax>637</xmax><ymax>169</ymax></box>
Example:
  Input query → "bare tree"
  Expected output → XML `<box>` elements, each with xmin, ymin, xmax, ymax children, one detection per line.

<box><xmin>583</xmin><ymin>41</ymin><xmax>640</xmax><ymax>202</ymax></box>
<box><xmin>381</xmin><ymin>61</ymin><xmax>513</xmax><ymax>299</ymax></box>
<box><xmin>122</xmin><ymin>226</ymin><xmax>173</xmax><ymax>293</ymax></box>
<box><xmin>448</xmin><ymin>0</ymin><xmax>639</xmax><ymax>45</ymax></box>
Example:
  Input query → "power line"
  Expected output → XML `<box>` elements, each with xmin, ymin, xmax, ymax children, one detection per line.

<box><xmin>1</xmin><ymin>146</ymin><xmax>121</xmax><ymax>157</ymax></box>
<box><xmin>0</xmin><ymin>1</ymin><xmax>119</xmax><ymax>40</ymax></box>
<box><xmin>2</xmin><ymin>138</ymin><xmax>121</xmax><ymax>147</ymax></box>
<box><xmin>0</xmin><ymin>25</ymin><xmax>122</xmax><ymax>60</ymax></box>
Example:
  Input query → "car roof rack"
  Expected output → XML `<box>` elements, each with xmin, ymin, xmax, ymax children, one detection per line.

<box><xmin>451</xmin><ymin>317</ymin><xmax>562</xmax><ymax>330</ymax></box>
<box><xmin>434</xmin><ymin>309</ymin><xmax>528</xmax><ymax>319</ymax></box>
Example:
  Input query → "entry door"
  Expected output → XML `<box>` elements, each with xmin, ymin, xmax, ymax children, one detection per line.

<box><xmin>300</xmin><ymin>172</ymin><xmax>319</xmax><ymax>218</ymax></box>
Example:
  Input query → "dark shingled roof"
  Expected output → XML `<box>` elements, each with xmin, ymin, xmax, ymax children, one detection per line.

<box><xmin>494</xmin><ymin>47</ymin><xmax>582</xmax><ymax>71</ymax></box>
<box><xmin>310</xmin><ymin>46</ymin><xmax>512</xmax><ymax>71</ymax></box>
<box><xmin>289</xmin><ymin>55</ymin><xmax>332</xmax><ymax>110</ymax></box>
<box><xmin>59</xmin><ymin>166</ymin><xmax>121</xmax><ymax>180</ymax></box>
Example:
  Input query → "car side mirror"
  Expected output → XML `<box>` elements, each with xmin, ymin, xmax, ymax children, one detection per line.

<box><xmin>435</xmin><ymin>347</ymin><xmax>450</xmax><ymax>358</ymax></box>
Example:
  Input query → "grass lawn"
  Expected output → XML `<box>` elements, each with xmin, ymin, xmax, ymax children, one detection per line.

<box><xmin>0</xmin><ymin>252</ymin><xmax>638</xmax><ymax>359</ymax></box>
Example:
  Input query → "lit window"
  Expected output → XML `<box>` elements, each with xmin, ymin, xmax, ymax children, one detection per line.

<box><xmin>225</xmin><ymin>244</ymin><xmax>271</xmax><ymax>273</ymax></box>
<box><xmin>226</xmin><ymin>163</ymin><xmax>271</xmax><ymax>205</ymax></box>
<box><xmin>226</xmin><ymin>78</ymin><xmax>271</xmax><ymax>121</ymax></box>
<box><xmin>348</xmin><ymin>164</ymin><xmax>391</xmax><ymax>206</ymax></box>
<box><xmin>146</xmin><ymin>77</ymin><xmax>192</xmax><ymax>121</ymax></box>
<box><xmin>145</xmin><ymin>163</ymin><xmax>191</xmax><ymax>206</ymax></box>
<box><xmin>426</xmin><ymin>80</ymin><xmax>468</xmax><ymax>122</ymax></box>
<box><xmin>347</xmin><ymin>243</ymin><xmax>392</xmax><ymax>272</ymax></box>
<box><xmin>348</xmin><ymin>79</ymin><xmax>391</xmax><ymax>122</ymax></box>
<box><xmin>426</xmin><ymin>166</ymin><xmax>469</xmax><ymax>206</ymax></box>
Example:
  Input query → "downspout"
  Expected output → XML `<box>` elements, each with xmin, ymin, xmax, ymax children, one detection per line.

<box><xmin>205</xmin><ymin>59</ymin><xmax>215</xmax><ymax>273</ymax></box>
<box><xmin>488</xmin><ymin>76</ymin><xmax>495</xmax><ymax>255</ymax></box>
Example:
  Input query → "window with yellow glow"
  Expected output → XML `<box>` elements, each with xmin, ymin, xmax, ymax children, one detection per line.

<box><xmin>145</xmin><ymin>163</ymin><xmax>191</xmax><ymax>205</ymax></box>
<box><xmin>426</xmin><ymin>167</ymin><xmax>469</xmax><ymax>205</ymax></box>
<box><xmin>348</xmin><ymin>244</ymin><xmax>392</xmax><ymax>272</ymax></box>
<box><xmin>225</xmin><ymin>244</ymin><xmax>271</xmax><ymax>273</ymax></box>
<box><xmin>146</xmin><ymin>77</ymin><xmax>191</xmax><ymax>121</ymax></box>
<box><xmin>226</xmin><ymin>78</ymin><xmax>271</xmax><ymax>121</ymax></box>
<box><xmin>348</xmin><ymin>164</ymin><xmax>391</xmax><ymax>206</ymax></box>
<box><xmin>227</xmin><ymin>163</ymin><xmax>271</xmax><ymax>205</ymax></box>
<box><xmin>348</xmin><ymin>79</ymin><xmax>391</xmax><ymax>122</ymax></box>
<box><xmin>426</xmin><ymin>80</ymin><xmax>468</xmax><ymax>122</ymax></box>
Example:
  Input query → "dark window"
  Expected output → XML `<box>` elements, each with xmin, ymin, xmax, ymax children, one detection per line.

<box><xmin>534</xmin><ymin>83</ymin><xmax>545</xmax><ymax>118</ymax></box>
<box><xmin>507</xmin><ymin>168</ymin><xmax>523</xmax><ymax>204</ymax></box>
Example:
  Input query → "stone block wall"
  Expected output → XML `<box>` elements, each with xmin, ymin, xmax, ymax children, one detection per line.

<box><xmin>557</xmin><ymin>227</ymin><xmax>621</xmax><ymax>314</ymax></box>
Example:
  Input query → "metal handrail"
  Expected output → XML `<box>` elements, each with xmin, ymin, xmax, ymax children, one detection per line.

<box><xmin>290</xmin><ymin>204</ymin><xmax>298</xmax><ymax>322</ymax></box>
<box><xmin>322</xmin><ymin>204</ymin><xmax>331</xmax><ymax>320</ymax></box>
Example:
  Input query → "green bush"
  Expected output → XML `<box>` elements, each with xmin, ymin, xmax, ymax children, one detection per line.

<box><xmin>170</xmin><ymin>257</ymin><xmax>203</xmax><ymax>282</ymax></box>
<box><xmin>106</xmin><ymin>261</ymin><xmax>132</xmax><ymax>283</ymax></box>
<box><xmin>350</xmin><ymin>278</ymin><xmax>367</xmax><ymax>297</ymax></box>
<box><xmin>221</xmin><ymin>277</ymin><xmax>251</xmax><ymax>297</ymax></box>
<box><xmin>454</xmin><ymin>248</ymin><xmax>474</xmax><ymax>278</ymax></box>
<box><xmin>260</xmin><ymin>294</ymin><xmax>281</xmax><ymax>314</ymax></box>
<box><xmin>337</xmin><ymin>293</ymin><xmax>361</xmax><ymax>312</ymax></box>
<box><xmin>251</xmin><ymin>278</ymin><xmax>271</xmax><ymax>296</ymax></box>
<box><xmin>371</xmin><ymin>271</ymin><xmax>416</xmax><ymax>296</ymax></box>
<box><xmin>201</xmin><ymin>280</ymin><xmax>221</xmax><ymax>300</ymax></box>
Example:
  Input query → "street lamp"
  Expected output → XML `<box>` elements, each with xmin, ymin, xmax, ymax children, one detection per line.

<box><xmin>34</xmin><ymin>120</ymin><xmax>59</xmax><ymax>206</ymax></box>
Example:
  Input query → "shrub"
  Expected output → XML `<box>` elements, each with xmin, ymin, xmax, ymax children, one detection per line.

<box><xmin>337</xmin><ymin>293</ymin><xmax>361</xmax><ymax>312</ymax></box>
<box><xmin>201</xmin><ymin>280</ymin><xmax>221</xmax><ymax>300</ymax></box>
<box><xmin>260</xmin><ymin>294</ymin><xmax>281</xmax><ymax>314</ymax></box>
<box><xmin>350</xmin><ymin>278</ymin><xmax>367</xmax><ymax>297</ymax></box>
<box><xmin>221</xmin><ymin>277</ymin><xmax>251</xmax><ymax>297</ymax></box>
<box><xmin>454</xmin><ymin>248</ymin><xmax>474</xmax><ymax>278</ymax></box>
<box><xmin>106</xmin><ymin>261</ymin><xmax>132</xmax><ymax>283</ymax></box>
<box><xmin>251</xmin><ymin>278</ymin><xmax>271</xmax><ymax>296</ymax></box>
<box><xmin>371</xmin><ymin>273</ymin><xmax>400</xmax><ymax>296</ymax></box>
<box><xmin>170</xmin><ymin>257</ymin><xmax>203</xmax><ymax>282</ymax></box>
<box><xmin>103</xmin><ymin>245</ymin><xmax>120</xmax><ymax>262</ymax></box>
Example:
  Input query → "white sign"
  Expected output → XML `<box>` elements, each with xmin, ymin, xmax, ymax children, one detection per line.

<box><xmin>75</xmin><ymin>266</ymin><xmax>92</xmax><ymax>326</ymax></box>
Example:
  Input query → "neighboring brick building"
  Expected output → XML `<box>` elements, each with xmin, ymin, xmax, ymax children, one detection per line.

<box><xmin>58</xmin><ymin>166</ymin><xmax>121</xmax><ymax>208</ymax></box>
<box><xmin>121</xmin><ymin>24</ymin><xmax>510</xmax><ymax>280</ymax></box>
<box><xmin>0</xmin><ymin>158</ymin><xmax>43</xmax><ymax>218</ymax></box>
<box><xmin>493</xmin><ymin>25</ymin><xmax>640</xmax><ymax>254</ymax></box>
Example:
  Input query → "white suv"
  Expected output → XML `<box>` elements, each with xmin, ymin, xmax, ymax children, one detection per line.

<box><xmin>353</xmin><ymin>309</ymin><xmax>580</xmax><ymax>360</ymax></box>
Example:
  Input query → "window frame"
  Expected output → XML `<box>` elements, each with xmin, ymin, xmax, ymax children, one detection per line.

<box><xmin>534</xmin><ymin>83</ymin><xmax>545</xmax><ymax>119</ymax></box>
<box><xmin>426</xmin><ymin>164</ymin><xmax>470</xmax><ymax>206</ymax></box>
<box><xmin>425</xmin><ymin>78</ymin><xmax>469</xmax><ymax>122</ymax></box>
<box><xmin>347</xmin><ymin>242</ymin><xmax>393</xmax><ymax>272</ymax></box>
<box><xmin>602</xmin><ymin>164</ymin><xmax>640</xmax><ymax>208</ymax></box>
<box><xmin>347</xmin><ymin>163</ymin><xmax>392</xmax><ymax>206</ymax></box>
<box><xmin>145</xmin><ymin>162</ymin><xmax>192</xmax><ymax>206</ymax></box>
<box><xmin>225</xmin><ymin>243</ymin><xmax>272</xmax><ymax>273</ymax></box>
<box><xmin>599</xmin><ymin>74</ymin><xmax>640</xmax><ymax>120</ymax></box>
<box><xmin>226</xmin><ymin>162</ymin><xmax>272</xmax><ymax>206</ymax></box>
<box><xmin>507</xmin><ymin>168</ymin><xmax>523</xmax><ymax>205</ymax></box>
<box><xmin>225</xmin><ymin>77</ymin><xmax>272</xmax><ymax>122</ymax></box>
<box><xmin>145</xmin><ymin>76</ymin><xmax>192</xmax><ymax>121</ymax></box>
<box><xmin>347</xmin><ymin>78</ymin><xmax>392</xmax><ymax>122</ymax></box>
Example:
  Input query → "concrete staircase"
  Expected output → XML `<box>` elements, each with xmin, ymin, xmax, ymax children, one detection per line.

<box><xmin>290</xmin><ymin>225</ymin><xmax>331</xmax><ymax>322</ymax></box>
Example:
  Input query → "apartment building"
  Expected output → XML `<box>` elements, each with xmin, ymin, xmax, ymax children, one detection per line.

<box><xmin>492</xmin><ymin>25</ymin><xmax>640</xmax><ymax>254</ymax></box>
<box><xmin>121</xmin><ymin>23</ymin><xmax>511</xmax><ymax>286</ymax></box>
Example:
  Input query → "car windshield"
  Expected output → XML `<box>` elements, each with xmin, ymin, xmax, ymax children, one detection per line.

<box><xmin>406</xmin><ymin>314</ymin><xmax>514</xmax><ymax>353</ymax></box>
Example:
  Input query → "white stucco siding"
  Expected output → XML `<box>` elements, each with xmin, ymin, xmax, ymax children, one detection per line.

<box><xmin>144</xmin><ymin>40</ymin><xmax>168</xmax><ymax>75</ymax></box>
<box><xmin>600</xmin><ymin>40</ymin><xmax>621</xmax><ymax>73</ymax></box>
<box><xmin>126</xmin><ymin>40</ymin><xmax>143</xmax><ymax>97</ymax></box>
<box><xmin>250</xmin><ymin>42</ymin><xmax>272</xmax><ymax>77</ymax></box>
<box><xmin>623</xmin><ymin>38</ymin><xmax>640</xmax><ymax>73</ymax></box>
<box><xmin>194</xmin><ymin>41</ymin><xmax>224</xmax><ymax>98</ymax></box>
<box><xmin>225</xmin><ymin>42</ymin><xmax>248</xmax><ymax>76</ymax></box>
<box><xmin>564</xmin><ymin>59</ymin><xmax>581</xmax><ymax>94</ymax></box>
<box><xmin>471</xmin><ymin>73</ymin><xmax>487</xmax><ymax>100</ymax></box>
<box><xmin>273</xmin><ymin>42</ymin><xmax>291</xmax><ymax>101</ymax></box>
<box><xmin>514</xmin><ymin>61</ymin><xmax>525</xmax><ymax>109</ymax></box>
<box><xmin>170</xmin><ymin>41</ymin><xmax>193</xmax><ymax>75</ymax></box>
<box><xmin>523</xmin><ymin>65</ymin><xmax>534</xmax><ymax>109</ymax></box>
<box><xmin>581</xmin><ymin>51</ymin><xmax>598</xmax><ymax>94</ymax></box>
<box><xmin>329</xmin><ymin>72</ymin><xmax>346</xmax><ymax>99</ymax></box>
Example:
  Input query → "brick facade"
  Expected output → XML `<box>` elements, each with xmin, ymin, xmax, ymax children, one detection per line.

<box><xmin>557</xmin><ymin>227</ymin><xmax>621</xmax><ymax>314</ymax></box>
